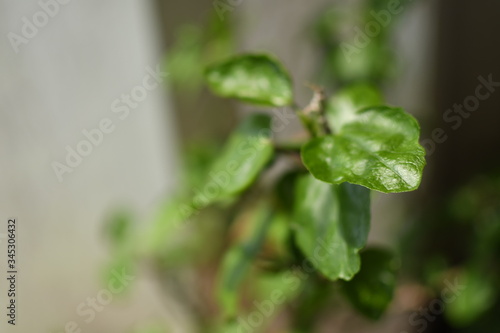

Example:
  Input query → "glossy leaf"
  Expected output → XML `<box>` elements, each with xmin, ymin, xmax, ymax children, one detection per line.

<box><xmin>193</xmin><ymin>113</ymin><xmax>274</xmax><ymax>207</ymax></box>
<box><xmin>205</xmin><ymin>54</ymin><xmax>293</xmax><ymax>106</ymax></box>
<box><xmin>302</xmin><ymin>106</ymin><xmax>426</xmax><ymax>193</ymax></box>
<box><xmin>325</xmin><ymin>83</ymin><xmax>383</xmax><ymax>133</ymax></box>
<box><xmin>293</xmin><ymin>174</ymin><xmax>370</xmax><ymax>281</ymax></box>
<box><xmin>341</xmin><ymin>248</ymin><xmax>399</xmax><ymax>320</ymax></box>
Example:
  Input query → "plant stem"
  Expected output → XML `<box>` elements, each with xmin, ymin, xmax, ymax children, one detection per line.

<box><xmin>292</xmin><ymin>83</ymin><xmax>333</xmax><ymax>138</ymax></box>
<box><xmin>274</xmin><ymin>141</ymin><xmax>304</xmax><ymax>153</ymax></box>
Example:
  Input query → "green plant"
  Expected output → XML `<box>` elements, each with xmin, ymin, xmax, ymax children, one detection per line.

<box><xmin>186</xmin><ymin>52</ymin><xmax>425</xmax><ymax>330</ymax></box>
<box><xmin>105</xmin><ymin>3</ymin><xmax>430</xmax><ymax>331</ymax></box>
<box><xmin>103</xmin><ymin>52</ymin><xmax>426</xmax><ymax>331</ymax></box>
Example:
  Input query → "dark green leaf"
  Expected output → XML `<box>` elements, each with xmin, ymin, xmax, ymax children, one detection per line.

<box><xmin>194</xmin><ymin>113</ymin><xmax>274</xmax><ymax>207</ymax></box>
<box><xmin>293</xmin><ymin>174</ymin><xmax>370</xmax><ymax>280</ymax></box>
<box><xmin>302</xmin><ymin>106</ymin><xmax>426</xmax><ymax>193</ymax></box>
<box><xmin>217</xmin><ymin>203</ymin><xmax>273</xmax><ymax>318</ymax></box>
<box><xmin>274</xmin><ymin>170</ymin><xmax>302</xmax><ymax>213</ymax></box>
<box><xmin>341</xmin><ymin>248</ymin><xmax>399</xmax><ymax>319</ymax></box>
<box><xmin>338</xmin><ymin>181</ymin><xmax>371</xmax><ymax>248</ymax></box>
<box><xmin>205</xmin><ymin>54</ymin><xmax>293</xmax><ymax>107</ymax></box>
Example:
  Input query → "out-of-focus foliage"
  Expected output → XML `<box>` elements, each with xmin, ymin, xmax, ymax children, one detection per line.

<box><xmin>445</xmin><ymin>268</ymin><xmax>496</xmax><ymax>327</ymax></box>
<box><xmin>443</xmin><ymin>175</ymin><xmax>500</xmax><ymax>327</ymax></box>
<box><xmin>313</xmin><ymin>0</ymin><xmax>415</xmax><ymax>86</ymax></box>
<box><xmin>402</xmin><ymin>173</ymin><xmax>500</xmax><ymax>330</ymax></box>
<box><xmin>193</xmin><ymin>113</ymin><xmax>274</xmax><ymax>206</ymax></box>
<box><xmin>104</xmin><ymin>210</ymin><xmax>133</xmax><ymax>248</ymax></box>
<box><xmin>217</xmin><ymin>201</ymin><xmax>274</xmax><ymax>318</ymax></box>
<box><xmin>341</xmin><ymin>248</ymin><xmax>399</xmax><ymax>319</ymax></box>
<box><xmin>164</xmin><ymin>13</ymin><xmax>234</xmax><ymax>96</ymax></box>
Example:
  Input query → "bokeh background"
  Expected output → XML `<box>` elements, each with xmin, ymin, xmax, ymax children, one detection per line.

<box><xmin>1</xmin><ymin>0</ymin><xmax>499</xmax><ymax>332</ymax></box>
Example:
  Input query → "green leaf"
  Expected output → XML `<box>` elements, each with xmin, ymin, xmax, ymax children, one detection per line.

<box><xmin>274</xmin><ymin>170</ymin><xmax>302</xmax><ymax>214</ymax></box>
<box><xmin>205</xmin><ymin>54</ymin><xmax>293</xmax><ymax>107</ymax></box>
<box><xmin>330</xmin><ymin>38</ymin><xmax>395</xmax><ymax>84</ymax></box>
<box><xmin>140</xmin><ymin>198</ymin><xmax>191</xmax><ymax>255</ymax></box>
<box><xmin>194</xmin><ymin>113</ymin><xmax>274</xmax><ymax>207</ymax></box>
<box><xmin>338</xmin><ymin>180</ymin><xmax>371</xmax><ymax>248</ymax></box>
<box><xmin>217</xmin><ymin>271</ymin><xmax>303</xmax><ymax>333</ymax></box>
<box><xmin>445</xmin><ymin>269</ymin><xmax>496</xmax><ymax>326</ymax></box>
<box><xmin>163</xmin><ymin>24</ymin><xmax>204</xmax><ymax>93</ymax></box>
<box><xmin>302</xmin><ymin>106</ymin><xmax>426</xmax><ymax>193</ymax></box>
<box><xmin>218</xmin><ymin>249</ymin><xmax>251</xmax><ymax>318</ymax></box>
<box><xmin>103</xmin><ymin>210</ymin><xmax>132</xmax><ymax>247</ymax></box>
<box><xmin>217</xmin><ymin>203</ymin><xmax>273</xmax><ymax>318</ymax></box>
<box><xmin>138</xmin><ymin>197</ymin><xmax>212</xmax><ymax>266</ymax></box>
<box><xmin>325</xmin><ymin>83</ymin><xmax>383</xmax><ymax>133</ymax></box>
<box><xmin>102</xmin><ymin>254</ymin><xmax>135</xmax><ymax>297</ymax></box>
<box><xmin>341</xmin><ymin>248</ymin><xmax>399</xmax><ymax>320</ymax></box>
<box><xmin>253</xmin><ymin>271</ymin><xmax>303</xmax><ymax>305</ymax></box>
<box><xmin>293</xmin><ymin>174</ymin><xmax>370</xmax><ymax>281</ymax></box>
<box><xmin>264</xmin><ymin>210</ymin><xmax>293</xmax><ymax>262</ymax></box>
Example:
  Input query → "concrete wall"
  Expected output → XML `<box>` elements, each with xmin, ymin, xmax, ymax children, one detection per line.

<box><xmin>0</xmin><ymin>1</ymin><xmax>183</xmax><ymax>332</ymax></box>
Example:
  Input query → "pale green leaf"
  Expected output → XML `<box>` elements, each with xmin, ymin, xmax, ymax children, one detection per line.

<box><xmin>194</xmin><ymin>113</ymin><xmax>274</xmax><ymax>207</ymax></box>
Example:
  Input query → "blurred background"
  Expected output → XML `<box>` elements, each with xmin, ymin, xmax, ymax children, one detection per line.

<box><xmin>0</xmin><ymin>0</ymin><xmax>499</xmax><ymax>332</ymax></box>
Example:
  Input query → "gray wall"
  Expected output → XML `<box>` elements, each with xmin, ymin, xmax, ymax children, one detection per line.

<box><xmin>0</xmin><ymin>1</ymin><xmax>184</xmax><ymax>332</ymax></box>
